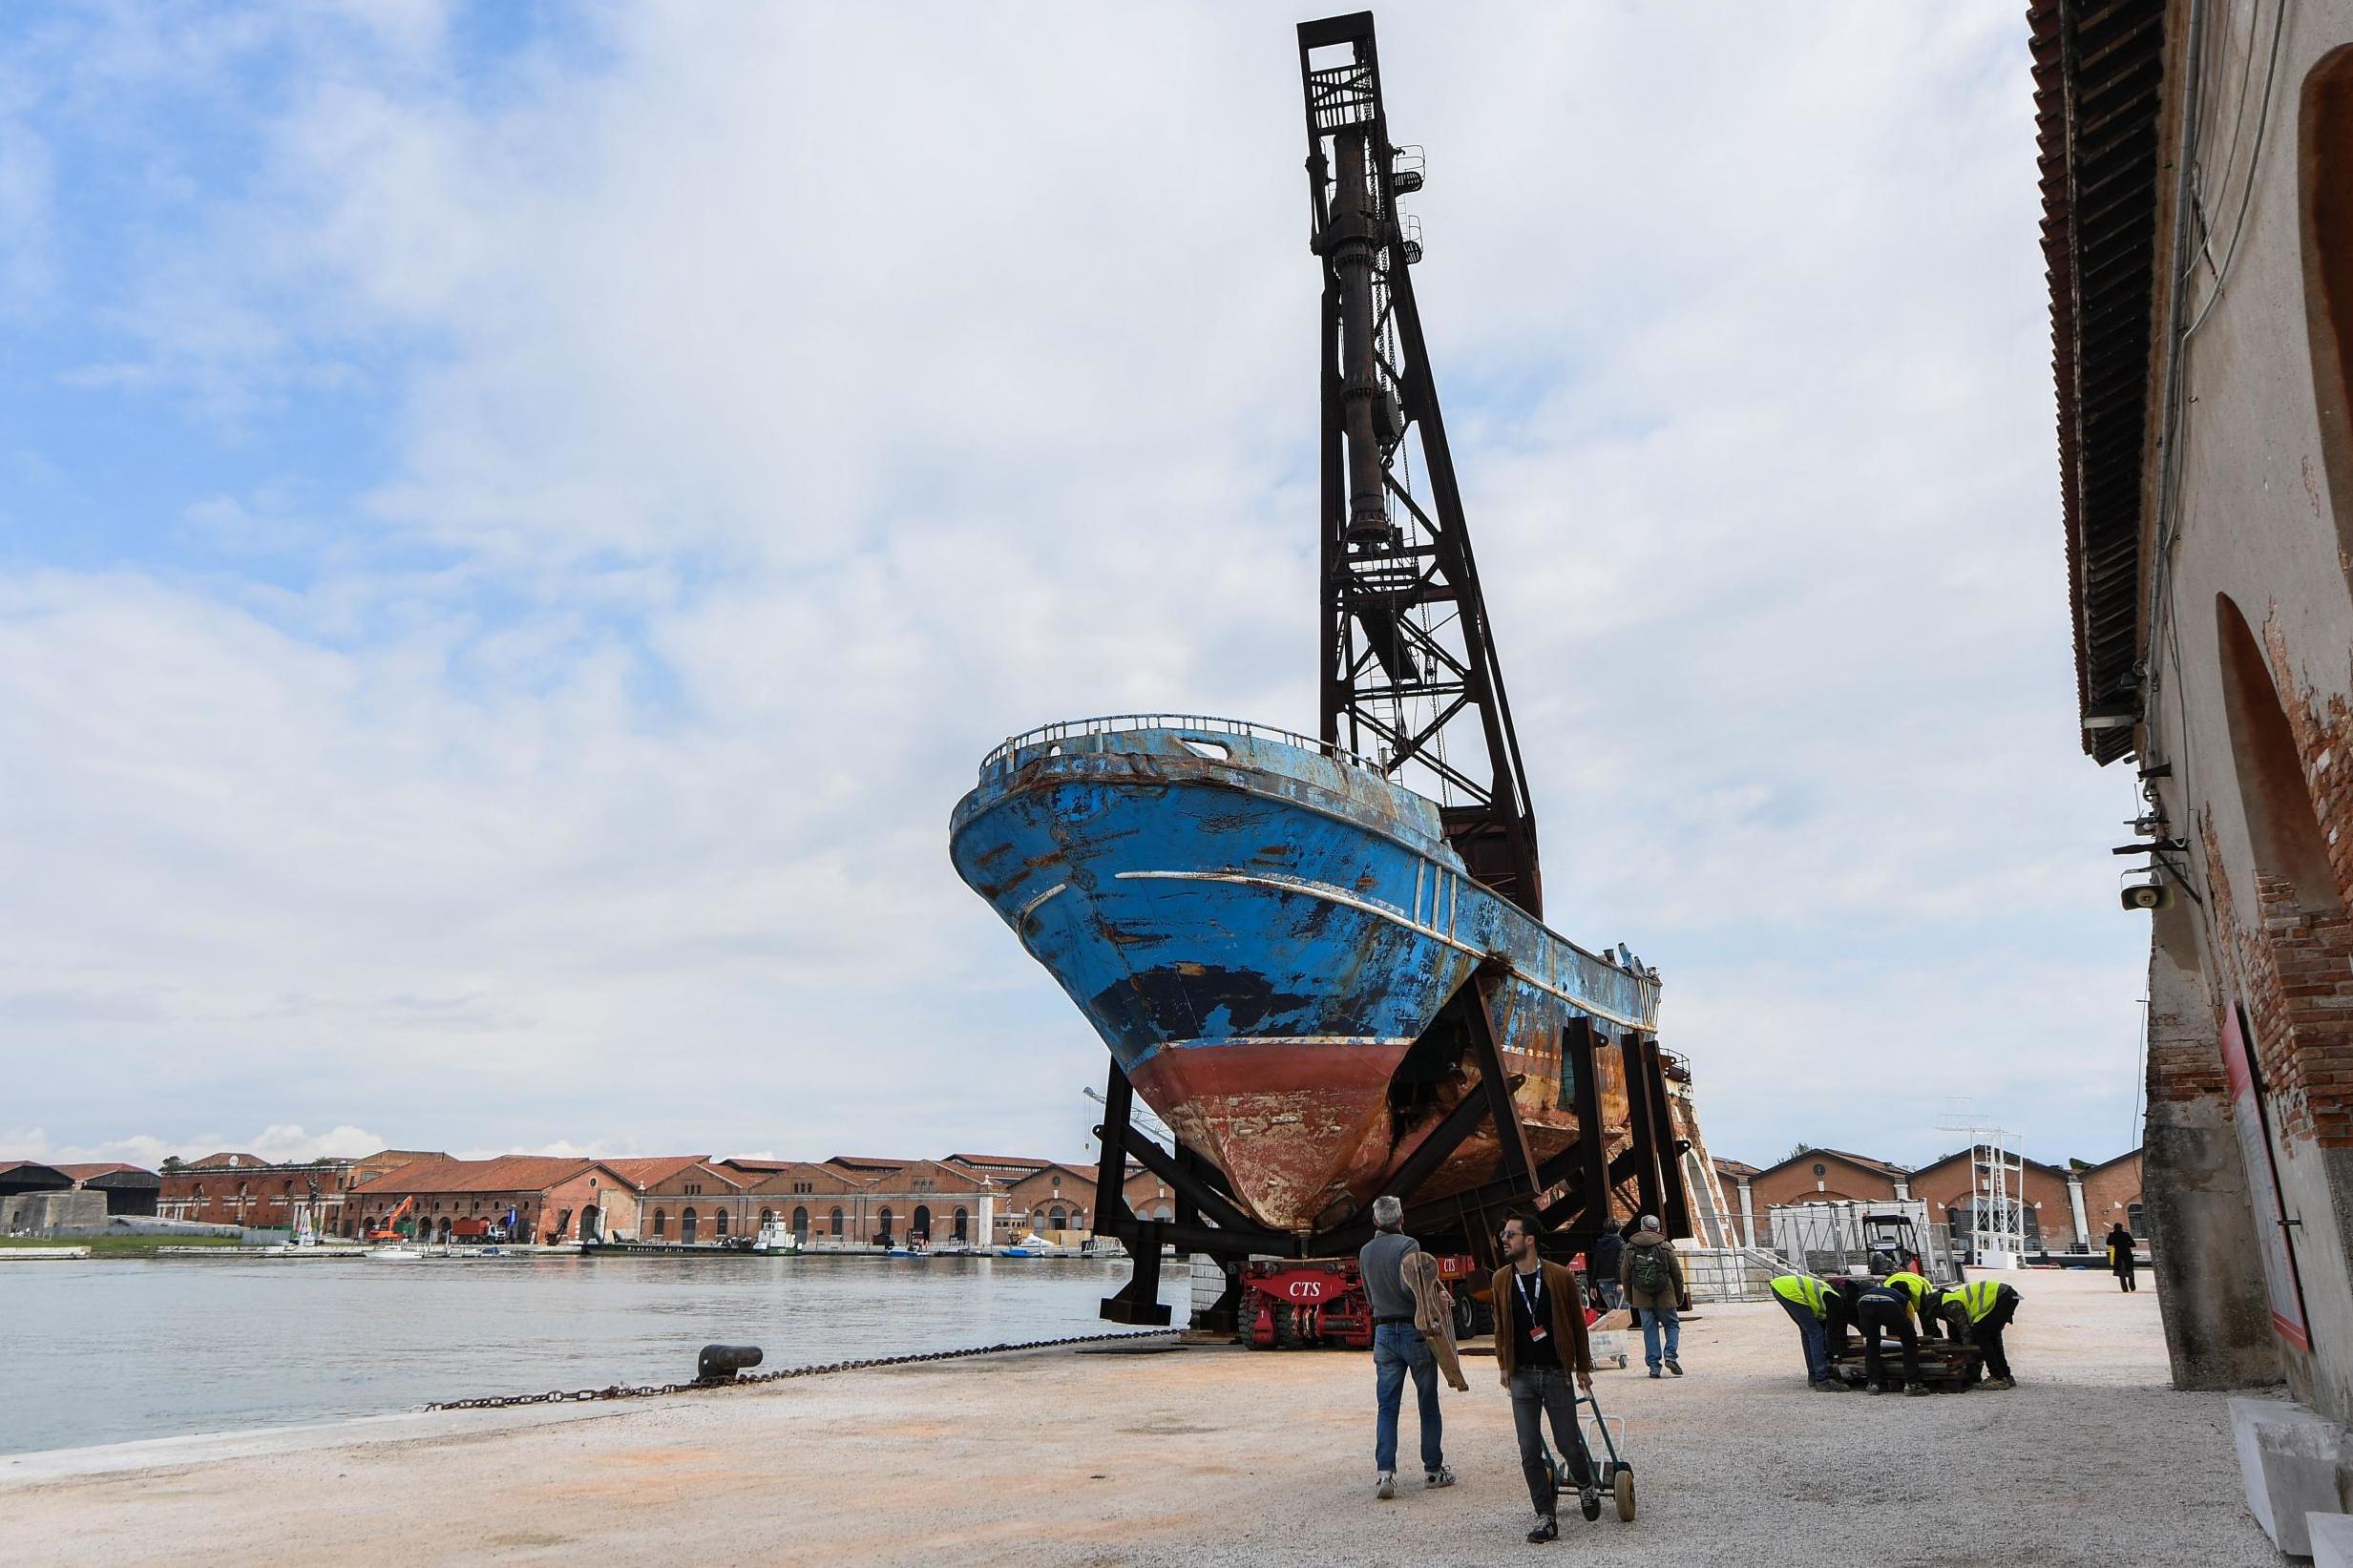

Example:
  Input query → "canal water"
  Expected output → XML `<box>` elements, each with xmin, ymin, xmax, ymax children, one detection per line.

<box><xmin>0</xmin><ymin>1253</ymin><xmax>1188</xmax><ymax>1456</ymax></box>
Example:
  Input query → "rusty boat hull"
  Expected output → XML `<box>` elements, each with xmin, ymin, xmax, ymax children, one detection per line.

<box><xmin>949</xmin><ymin>718</ymin><xmax>1660</xmax><ymax>1235</ymax></box>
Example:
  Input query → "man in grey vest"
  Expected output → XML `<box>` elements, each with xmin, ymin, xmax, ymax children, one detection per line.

<box><xmin>1359</xmin><ymin>1194</ymin><xmax>1452</xmax><ymax>1498</ymax></box>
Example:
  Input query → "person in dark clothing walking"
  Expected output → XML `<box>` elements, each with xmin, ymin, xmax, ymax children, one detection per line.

<box><xmin>1586</xmin><ymin>1226</ymin><xmax>1625</xmax><ymax>1311</ymax></box>
<box><xmin>1358</xmin><ymin>1194</ymin><xmax>1450</xmax><ymax>1498</ymax></box>
<box><xmin>2106</xmin><ymin>1222</ymin><xmax>2138</xmax><ymax>1291</ymax></box>
<box><xmin>1493</xmin><ymin>1212</ymin><xmax>1601</xmax><ymax>1542</ymax></box>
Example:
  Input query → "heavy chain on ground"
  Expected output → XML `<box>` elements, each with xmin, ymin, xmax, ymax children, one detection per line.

<box><xmin>424</xmin><ymin>1329</ymin><xmax>1181</xmax><ymax>1411</ymax></box>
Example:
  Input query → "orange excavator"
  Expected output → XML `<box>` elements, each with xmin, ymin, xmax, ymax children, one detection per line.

<box><xmin>368</xmin><ymin>1196</ymin><xmax>416</xmax><ymax>1243</ymax></box>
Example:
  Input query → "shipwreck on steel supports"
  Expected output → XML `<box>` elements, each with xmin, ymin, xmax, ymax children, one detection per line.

<box><xmin>950</xmin><ymin>11</ymin><xmax>1720</xmax><ymax>1328</ymax></box>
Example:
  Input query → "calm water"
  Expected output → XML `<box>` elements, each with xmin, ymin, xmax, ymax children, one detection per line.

<box><xmin>0</xmin><ymin>1252</ymin><xmax>1187</xmax><ymax>1456</ymax></box>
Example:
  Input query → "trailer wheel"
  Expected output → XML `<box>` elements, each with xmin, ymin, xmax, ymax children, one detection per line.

<box><xmin>1613</xmin><ymin>1469</ymin><xmax>1636</xmax><ymax>1521</ymax></box>
<box><xmin>1453</xmin><ymin>1292</ymin><xmax>1478</xmax><ymax>1341</ymax></box>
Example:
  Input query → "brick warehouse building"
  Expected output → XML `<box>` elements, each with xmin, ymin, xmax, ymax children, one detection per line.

<box><xmin>158</xmin><ymin>1149</ymin><xmax>433</xmax><ymax>1236</ymax></box>
<box><xmin>2034</xmin><ymin>0</ymin><xmax>2353</xmax><ymax>1505</ymax></box>
<box><xmin>1719</xmin><ymin>1145</ymin><xmax>2142</xmax><ymax>1255</ymax></box>
<box><xmin>347</xmin><ymin>1155</ymin><xmax>641</xmax><ymax>1243</ymax></box>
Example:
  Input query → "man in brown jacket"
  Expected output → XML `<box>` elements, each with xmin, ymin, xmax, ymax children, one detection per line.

<box><xmin>1494</xmin><ymin>1212</ymin><xmax>1601</xmax><ymax>1542</ymax></box>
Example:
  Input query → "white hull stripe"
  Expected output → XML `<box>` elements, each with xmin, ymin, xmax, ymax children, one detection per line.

<box><xmin>1112</xmin><ymin>868</ymin><xmax>1648</xmax><ymax>1033</ymax></box>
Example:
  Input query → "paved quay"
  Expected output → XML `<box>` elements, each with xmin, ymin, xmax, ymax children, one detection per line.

<box><xmin>0</xmin><ymin>1269</ymin><xmax>2275</xmax><ymax>1567</ymax></box>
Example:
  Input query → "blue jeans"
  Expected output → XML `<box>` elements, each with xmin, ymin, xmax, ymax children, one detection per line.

<box><xmin>1372</xmin><ymin>1322</ymin><xmax>1442</xmax><ymax>1473</ymax></box>
<box><xmin>1637</xmin><ymin>1303</ymin><xmax>1680</xmax><ymax>1369</ymax></box>
<box><xmin>1778</xmin><ymin>1295</ymin><xmax>1830</xmax><ymax>1382</ymax></box>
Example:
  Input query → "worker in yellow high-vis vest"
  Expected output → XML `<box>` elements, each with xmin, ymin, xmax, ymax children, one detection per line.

<box><xmin>1769</xmin><ymin>1271</ymin><xmax>1853</xmax><ymax>1391</ymax></box>
<box><xmin>1881</xmin><ymin>1267</ymin><xmax>1940</xmax><ymax>1339</ymax></box>
<box><xmin>1940</xmin><ymin>1278</ymin><xmax>2022</xmax><ymax>1390</ymax></box>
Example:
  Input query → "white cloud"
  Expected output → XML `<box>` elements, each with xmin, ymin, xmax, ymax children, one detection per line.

<box><xmin>0</xmin><ymin>4</ymin><xmax>2150</xmax><ymax>1171</ymax></box>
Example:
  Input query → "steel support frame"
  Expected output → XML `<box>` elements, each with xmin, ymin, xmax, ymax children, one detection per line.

<box><xmin>1090</xmin><ymin>964</ymin><xmax>1682</xmax><ymax>1322</ymax></box>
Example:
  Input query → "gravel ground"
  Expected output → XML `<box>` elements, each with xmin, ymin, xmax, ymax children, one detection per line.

<box><xmin>0</xmin><ymin>1267</ymin><xmax>2277</xmax><ymax>1567</ymax></box>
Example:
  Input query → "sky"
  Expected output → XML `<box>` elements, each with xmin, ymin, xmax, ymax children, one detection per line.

<box><xmin>0</xmin><ymin>3</ymin><xmax>2153</xmax><ymax>1177</ymax></box>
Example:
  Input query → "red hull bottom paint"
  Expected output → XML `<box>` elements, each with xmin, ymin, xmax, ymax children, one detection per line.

<box><xmin>1129</xmin><ymin>1041</ymin><xmax>1411</xmax><ymax>1235</ymax></box>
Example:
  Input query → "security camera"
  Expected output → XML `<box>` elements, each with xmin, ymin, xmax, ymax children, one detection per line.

<box><xmin>2122</xmin><ymin>882</ymin><xmax>2173</xmax><ymax>911</ymax></box>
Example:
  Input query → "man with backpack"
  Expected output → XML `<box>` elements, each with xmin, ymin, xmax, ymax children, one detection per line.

<box><xmin>1618</xmin><ymin>1214</ymin><xmax>1689</xmax><ymax>1378</ymax></box>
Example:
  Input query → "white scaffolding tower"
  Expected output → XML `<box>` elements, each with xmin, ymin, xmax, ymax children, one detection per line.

<box><xmin>1940</xmin><ymin>1100</ymin><xmax>2027</xmax><ymax>1266</ymax></box>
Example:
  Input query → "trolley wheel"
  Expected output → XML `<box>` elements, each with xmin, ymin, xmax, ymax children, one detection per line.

<box><xmin>1615</xmin><ymin>1353</ymin><xmax>1628</xmax><ymax>1369</ymax></box>
<box><xmin>1613</xmin><ymin>1468</ymin><xmax>1636</xmax><ymax>1521</ymax></box>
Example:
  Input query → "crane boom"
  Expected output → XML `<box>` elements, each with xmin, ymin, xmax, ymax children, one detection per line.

<box><xmin>1297</xmin><ymin>12</ymin><xmax>1543</xmax><ymax>916</ymax></box>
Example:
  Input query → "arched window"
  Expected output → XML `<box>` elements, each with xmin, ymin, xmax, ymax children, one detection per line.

<box><xmin>2217</xmin><ymin>595</ymin><xmax>2343</xmax><ymax>914</ymax></box>
<box><xmin>1152</xmin><ymin>1204</ymin><xmax>1174</xmax><ymax>1223</ymax></box>
<box><xmin>878</xmin><ymin>1206</ymin><xmax>894</xmax><ymax>1242</ymax></box>
<box><xmin>1048</xmin><ymin>1206</ymin><xmax>1067</xmax><ymax>1231</ymax></box>
<box><xmin>759</xmin><ymin>1208</ymin><xmax>775</xmax><ymax>1227</ymax></box>
<box><xmin>715</xmin><ymin>1209</ymin><xmax>728</xmax><ymax>1239</ymax></box>
<box><xmin>682</xmin><ymin>1207</ymin><xmax>699</xmax><ymax>1244</ymax></box>
<box><xmin>953</xmin><ymin>1207</ymin><xmax>969</xmax><ymax>1242</ymax></box>
<box><xmin>913</xmin><ymin>1204</ymin><xmax>932</xmax><ymax>1239</ymax></box>
<box><xmin>830</xmin><ymin>1206</ymin><xmax>844</xmax><ymax>1237</ymax></box>
<box><xmin>651</xmin><ymin>1208</ymin><xmax>666</xmax><ymax>1238</ymax></box>
<box><xmin>792</xmin><ymin>1205</ymin><xmax>809</xmax><ymax>1239</ymax></box>
<box><xmin>2301</xmin><ymin>45</ymin><xmax>2353</xmax><ymax>573</ymax></box>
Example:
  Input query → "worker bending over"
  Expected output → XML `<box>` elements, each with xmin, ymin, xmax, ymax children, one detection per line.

<box><xmin>1941</xmin><ymin>1278</ymin><xmax>2022</xmax><ymax>1390</ymax></box>
<box><xmin>1769</xmin><ymin>1271</ymin><xmax>1853</xmax><ymax>1392</ymax></box>
<box><xmin>1880</xmin><ymin>1266</ymin><xmax>1940</xmax><ymax>1340</ymax></box>
<box><xmin>1851</xmin><ymin>1272</ymin><xmax>1930</xmax><ymax>1397</ymax></box>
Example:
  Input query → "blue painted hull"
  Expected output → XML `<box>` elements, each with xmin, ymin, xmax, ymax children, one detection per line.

<box><xmin>951</xmin><ymin>719</ymin><xmax>1660</xmax><ymax>1234</ymax></box>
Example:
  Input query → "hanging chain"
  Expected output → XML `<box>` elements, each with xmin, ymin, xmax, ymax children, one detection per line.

<box><xmin>423</xmin><ymin>1328</ymin><xmax>1179</xmax><ymax>1411</ymax></box>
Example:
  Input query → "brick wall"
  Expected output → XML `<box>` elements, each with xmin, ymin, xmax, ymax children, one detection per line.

<box><xmin>1744</xmin><ymin>1154</ymin><xmax>1901</xmax><ymax>1212</ymax></box>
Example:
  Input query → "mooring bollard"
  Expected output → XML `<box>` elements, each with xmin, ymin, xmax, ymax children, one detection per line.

<box><xmin>697</xmin><ymin>1344</ymin><xmax>764</xmax><ymax>1384</ymax></box>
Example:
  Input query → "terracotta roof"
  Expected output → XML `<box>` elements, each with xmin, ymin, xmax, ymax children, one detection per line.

<box><xmin>716</xmin><ymin>1158</ymin><xmax>795</xmax><ymax>1174</ymax></box>
<box><xmin>599</xmin><ymin>1157</ymin><xmax>727</xmax><ymax>1190</ymax></box>
<box><xmin>54</xmin><ymin>1162</ymin><xmax>158</xmax><ymax>1182</ymax></box>
<box><xmin>824</xmin><ymin>1156</ymin><xmax>922</xmax><ymax>1172</ymax></box>
<box><xmin>1714</xmin><ymin>1159</ymin><xmax>1762</xmax><ymax>1180</ymax></box>
<box><xmin>945</xmin><ymin>1153</ymin><xmax>1055</xmax><ymax>1173</ymax></box>
<box><xmin>1746</xmin><ymin>1147</ymin><xmax>1911</xmax><ymax>1181</ymax></box>
<box><xmin>189</xmin><ymin>1152</ymin><xmax>270</xmax><ymax>1170</ymax></box>
<box><xmin>353</xmin><ymin>1155</ymin><xmax>607</xmax><ymax>1194</ymax></box>
<box><xmin>0</xmin><ymin>1160</ymin><xmax>70</xmax><ymax>1184</ymax></box>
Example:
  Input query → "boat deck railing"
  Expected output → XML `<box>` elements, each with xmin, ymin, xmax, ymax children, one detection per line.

<box><xmin>980</xmin><ymin>714</ymin><xmax>1379</xmax><ymax>774</ymax></box>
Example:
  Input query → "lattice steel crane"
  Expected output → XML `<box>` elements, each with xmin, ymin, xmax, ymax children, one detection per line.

<box><xmin>1299</xmin><ymin>11</ymin><xmax>1544</xmax><ymax>916</ymax></box>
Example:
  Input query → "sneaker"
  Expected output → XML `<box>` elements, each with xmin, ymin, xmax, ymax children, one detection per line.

<box><xmin>1904</xmin><ymin>1382</ymin><xmax>1932</xmax><ymax>1398</ymax></box>
<box><xmin>1580</xmin><ymin>1484</ymin><xmax>1604</xmax><ymax>1522</ymax></box>
<box><xmin>1864</xmin><ymin>1383</ymin><xmax>1884</xmax><ymax>1395</ymax></box>
<box><xmin>1376</xmin><ymin>1471</ymin><xmax>1395</xmax><ymax>1500</ymax></box>
<box><xmin>1649</xmin><ymin>1367</ymin><xmax>1662</xmax><ymax>1379</ymax></box>
<box><xmin>1665</xmin><ymin>1357</ymin><xmax>1683</xmax><ymax>1376</ymax></box>
<box><xmin>1984</xmin><ymin>1375</ymin><xmax>2016</xmax><ymax>1391</ymax></box>
<box><xmin>1424</xmin><ymin>1466</ymin><xmax>1456</xmax><ymax>1489</ymax></box>
<box><xmin>1526</xmin><ymin>1515</ymin><xmax>1559</xmax><ymax>1543</ymax></box>
<box><xmin>1810</xmin><ymin>1379</ymin><xmax>1847</xmax><ymax>1393</ymax></box>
